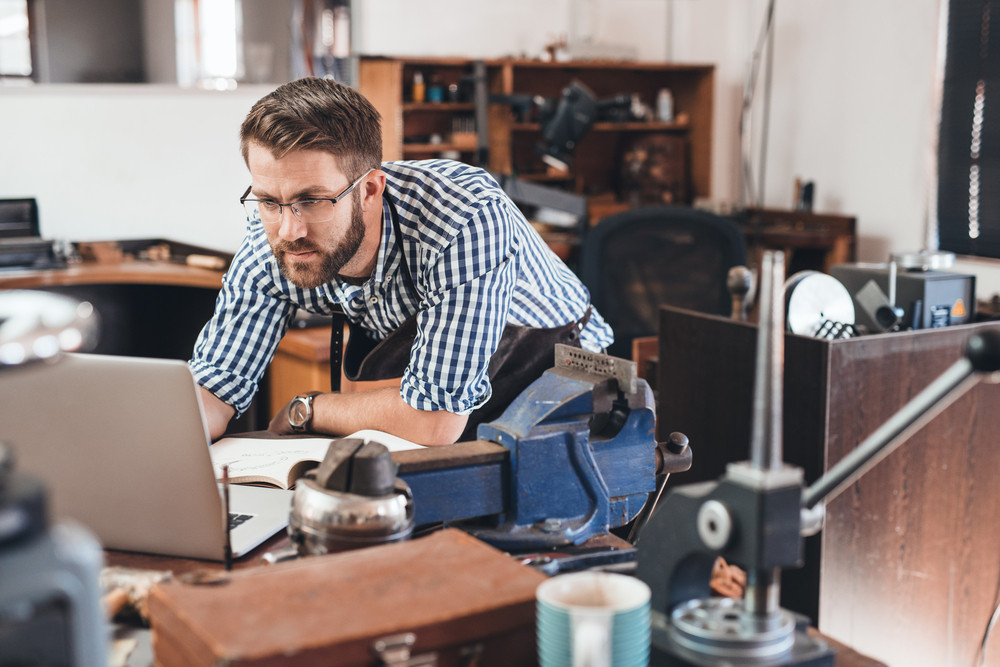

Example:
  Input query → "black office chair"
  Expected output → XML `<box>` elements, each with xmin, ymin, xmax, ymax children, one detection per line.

<box><xmin>579</xmin><ymin>206</ymin><xmax>747</xmax><ymax>359</ymax></box>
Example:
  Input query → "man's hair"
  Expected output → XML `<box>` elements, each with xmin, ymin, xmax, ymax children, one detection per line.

<box><xmin>240</xmin><ymin>77</ymin><xmax>382</xmax><ymax>180</ymax></box>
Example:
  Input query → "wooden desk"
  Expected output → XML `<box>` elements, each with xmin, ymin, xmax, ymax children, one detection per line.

<box><xmin>0</xmin><ymin>241</ymin><xmax>228</xmax><ymax>361</ymax></box>
<box><xmin>742</xmin><ymin>207</ymin><xmax>857</xmax><ymax>275</ymax></box>
<box><xmin>0</xmin><ymin>258</ymin><xmax>224</xmax><ymax>291</ymax></box>
<box><xmin>0</xmin><ymin>242</ymin><xmax>271</xmax><ymax>430</ymax></box>
<box><xmin>657</xmin><ymin>306</ymin><xmax>1000</xmax><ymax>665</ymax></box>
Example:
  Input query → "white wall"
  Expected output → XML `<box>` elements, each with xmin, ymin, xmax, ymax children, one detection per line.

<box><xmin>5</xmin><ymin>0</ymin><xmax>996</xmax><ymax>293</ymax></box>
<box><xmin>764</xmin><ymin>0</ymin><xmax>941</xmax><ymax>262</ymax></box>
<box><xmin>0</xmin><ymin>85</ymin><xmax>266</xmax><ymax>252</ymax></box>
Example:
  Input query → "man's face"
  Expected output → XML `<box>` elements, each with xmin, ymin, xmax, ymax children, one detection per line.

<box><xmin>246</xmin><ymin>143</ymin><xmax>367</xmax><ymax>289</ymax></box>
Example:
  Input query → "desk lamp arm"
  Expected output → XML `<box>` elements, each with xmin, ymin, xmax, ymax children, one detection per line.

<box><xmin>802</xmin><ymin>330</ymin><xmax>1000</xmax><ymax>512</ymax></box>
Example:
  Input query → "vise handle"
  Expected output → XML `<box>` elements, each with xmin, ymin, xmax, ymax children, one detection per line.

<box><xmin>656</xmin><ymin>432</ymin><xmax>692</xmax><ymax>475</ymax></box>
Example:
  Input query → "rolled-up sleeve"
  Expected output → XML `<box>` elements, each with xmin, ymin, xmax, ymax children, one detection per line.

<box><xmin>189</xmin><ymin>233</ymin><xmax>296</xmax><ymax>417</ymax></box>
<box><xmin>400</xmin><ymin>197</ymin><xmax>519</xmax><ymax>414</ymax></box>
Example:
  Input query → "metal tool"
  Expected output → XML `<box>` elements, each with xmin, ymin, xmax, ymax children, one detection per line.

<box><xmin>393</xmin><ymin>345</ymin><xmax>692</xmax><ymax>551</ymax></box>
<box><xmin>264</xmin><ymin>344</ymin><xmax>690</xmax><ymax>558</ymax></box>
<box><xmin>727</xmin><ymin>265</ymin><xmax>755</xmax><ymax>322</ymax></box>
<box><xmin>266</xmin><ymin>438</ymin><xmax>415</xmax><ymax>562</ymax></box>
<box><xmin>521</xmin><ymin>546</ymin><xmax>638</xmax><ymax>576</ymax></box>
<box><xmin>638</xmin><ymin>252</ymin><xmax>834</xmax><ymax>665</ymax></box>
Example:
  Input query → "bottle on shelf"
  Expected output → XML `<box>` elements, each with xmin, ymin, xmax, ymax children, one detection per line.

<box><xmin>656</xmin><ymin>88</ymin><xmax>674</xmax><ymax>123</ymax></box>
<box><xmin>412</xmin><ymin>72</ymin><xmax>425</xmax><ymax>103</ymax></box>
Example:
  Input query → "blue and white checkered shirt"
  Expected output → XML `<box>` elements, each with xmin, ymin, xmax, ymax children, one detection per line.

<box><xmin>190</xmin><ymin>160</ymin><xmax>613</xmax><ymax>417</ymax></box>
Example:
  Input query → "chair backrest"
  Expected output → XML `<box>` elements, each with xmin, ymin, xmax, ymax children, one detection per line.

<box><xmin>579</xmin><ymin>206</ymin><xmax>747</xmax><ymax>359</ymax></box>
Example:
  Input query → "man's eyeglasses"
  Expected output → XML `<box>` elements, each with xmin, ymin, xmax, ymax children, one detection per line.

<box><xmin>240</xmin><ymin>169</ymin><xmax>373</xmax><ymax>225</ymax></box>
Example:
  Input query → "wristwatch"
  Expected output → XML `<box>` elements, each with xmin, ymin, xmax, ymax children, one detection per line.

<box><xmin>287</xmin><ymin>391</ymin><xmax>323</xmax><ymax>432</ymax></box>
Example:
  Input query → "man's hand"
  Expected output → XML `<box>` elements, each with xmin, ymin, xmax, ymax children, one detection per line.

<box><xmin>268</xmin><ymin>397</ymin><xmax>296</xmax><ymax>435</ymax></box>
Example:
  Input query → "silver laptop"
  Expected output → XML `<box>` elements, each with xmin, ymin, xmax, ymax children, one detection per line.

<box><xmin>0</xmin><ymin>353</ymin><xmax>291</xmax><ymax>561</ymax></box>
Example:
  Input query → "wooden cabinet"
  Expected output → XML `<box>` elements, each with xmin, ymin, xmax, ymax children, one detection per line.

<box><xmin>742</xmin><ymin>208</ymin><xmax>857</xmax><ymax>275</ymax></box>
<box><xmin>359</xmin><ymin>56</ymin><xmax>714</xmax><ymax>222</ymax></box>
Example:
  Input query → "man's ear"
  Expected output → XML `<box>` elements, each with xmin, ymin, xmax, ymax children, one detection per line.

<box><xmin>362</xmin><ymin>169</ymin><xmax>387</xmax><ymax>211</ymax></box>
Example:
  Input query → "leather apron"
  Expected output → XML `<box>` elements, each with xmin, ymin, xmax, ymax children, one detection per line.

<box><xmin>329</xmin><ymin>200</ymin><xmax>588</xmax><ymax>441</ymax></box>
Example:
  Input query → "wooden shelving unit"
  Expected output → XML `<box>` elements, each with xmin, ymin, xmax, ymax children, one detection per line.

<box><xmin>358</xmin><ymin>56</ymin><xmax>715</xmax><ymax>224</ymax></box>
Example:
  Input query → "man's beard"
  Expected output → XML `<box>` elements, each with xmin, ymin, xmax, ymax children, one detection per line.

<box><xmin>272</xmin><ymin>192</ymin><xmax>365</xmax><ymax>289</ymax></box>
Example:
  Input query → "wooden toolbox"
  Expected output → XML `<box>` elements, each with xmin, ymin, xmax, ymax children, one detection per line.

<box><xmin>147</xmin><ymin>529</ymin><xmax>546</xmax><ymax>666</ymax></box>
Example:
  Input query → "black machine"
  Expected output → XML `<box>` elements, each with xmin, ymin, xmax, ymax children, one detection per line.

<box><xmin>488</xmin><ymin>78</ymin><xmax>634</xmax><ymax>172</ymax></box>
<box><xmin>0</xmin><ymin>198</ymin><xmax>61</xmax><ymax>270</ymax></box>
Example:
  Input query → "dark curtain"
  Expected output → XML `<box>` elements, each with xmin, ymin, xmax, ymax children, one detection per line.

<box><xmin>939</xmin><ymin>0</ymin><xmax>1000</xmax><ymax>258</ymax></box>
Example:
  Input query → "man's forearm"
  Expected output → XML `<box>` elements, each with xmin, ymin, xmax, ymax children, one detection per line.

<box><xmin>306</xmin><ymin>387</ymin><xmax>468</xmax><ymax>446</ymax></box>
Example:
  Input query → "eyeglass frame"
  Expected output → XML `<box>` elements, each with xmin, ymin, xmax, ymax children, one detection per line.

<box><xmin>240</xmin><ymin>169</ymin><xmax>374</xmax><ymax>224</ymax></box>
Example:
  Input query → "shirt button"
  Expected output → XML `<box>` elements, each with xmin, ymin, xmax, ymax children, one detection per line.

<box><xmin>369</xmin><ymin>296</ymin><xmax>378</xmax><ymax>305</ymax></box>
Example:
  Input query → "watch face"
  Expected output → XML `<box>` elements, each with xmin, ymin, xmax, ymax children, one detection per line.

<box><xmin>289</xmin><ymin>398</ymin><xmax>310</xmax><ymax>428</ymax></box>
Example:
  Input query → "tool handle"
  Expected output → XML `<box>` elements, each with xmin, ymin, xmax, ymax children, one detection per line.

<box><xmin>804</xmin><ymin>330</ymin><xmax>1000</xmax><ymax>509</ymax></box>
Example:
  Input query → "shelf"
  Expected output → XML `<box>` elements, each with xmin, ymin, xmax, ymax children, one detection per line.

<box><xmin>360</xmin><ymin>56</ymin><xmax>715</xmax><ymax>219</ymax></box>
<box><xmin>511</xmin><ymin>121</ymin><xmax>690</xmax><ymax>132</ymax></box>
<box><xmin>403</xmin><ymin>143</ymin><xmax>477</xmax><ymax>154</ymax></box>
<box><xmin>403</xmin><ymin>102</ymin><xmax>476</xmax><ymax>112</ymax></box>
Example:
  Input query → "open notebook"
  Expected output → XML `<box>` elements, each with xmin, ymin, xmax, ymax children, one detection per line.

<box><xmin>0</xmin><ymin>353</ymin><xmax>291</xmax><ymax>561</ymax></box>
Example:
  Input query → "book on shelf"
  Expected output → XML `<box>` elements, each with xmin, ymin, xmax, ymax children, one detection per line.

<box><xmin>209</xmin><ymin>430</ymin><xmax>425</xmax><ymax>490</ymax></box>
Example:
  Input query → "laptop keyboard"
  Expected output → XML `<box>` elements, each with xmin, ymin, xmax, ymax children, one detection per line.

<box><xmin>228</xmin><ymin>512</ymin><xmax>254</xmax><ymax>530</ymax></box>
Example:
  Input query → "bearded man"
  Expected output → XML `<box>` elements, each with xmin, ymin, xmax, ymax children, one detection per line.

<box><xmin>191</xmin><ymin>77</ymin><xmax>613</xmax><ymax>445</ymax></box>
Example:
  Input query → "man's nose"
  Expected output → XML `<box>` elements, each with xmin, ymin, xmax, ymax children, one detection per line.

<box><xmin>277</xmin><ymin>205</ymin><xmax>308</xmax><ymax>241</ymax></box>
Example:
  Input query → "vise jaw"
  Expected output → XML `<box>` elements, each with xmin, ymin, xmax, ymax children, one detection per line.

<box><xmin>467</xmin><ymin>345</ymin><xmax>658</xmax><ymax>550</ymax></box>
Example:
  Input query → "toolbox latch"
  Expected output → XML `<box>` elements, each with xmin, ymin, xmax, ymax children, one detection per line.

<box><xmin>371</xmin><ymin>633</ymin><xmax>438</xmax><ymax>666</ymax></box>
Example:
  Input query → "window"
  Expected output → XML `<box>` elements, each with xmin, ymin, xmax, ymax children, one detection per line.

<box><xmin>175</xmin><ymin>0</ymin><xmax>243</xmax><ymax>89</ymax></box>
<box><xmin>938</xmin><ymin>0</ymin><xmax>1000</xmax><ymax>258</ymax></box>
<box><xmin>0</xmin><ymin>0</ymin><xmax>31</xmax><ymax>78</ymax></box>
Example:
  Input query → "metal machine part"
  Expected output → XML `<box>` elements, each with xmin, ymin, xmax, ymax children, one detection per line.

<box><xmin>628</xmin><ymin>432</ymin><xmax>692</xmax><ymax>544</ymax></box>
<box><xmin>783</xmin><ymin>270</ymin><xmax>855</xmax><ymax>339</ymax></box>
<box><xmin>290</xmin><ymin>478</ymin><xmax>414</xmax><ymax>555</ymax></box>
<box><xmin>0</xmin><ymin>290</ymin><xmax>98</xmax><ymax>367</ymax></box>
<box><xmin>0</xmin><ymin>449</ymin><xmax>108</xmax><ymax>667</ymax></box>
<box><xmin>463</xmin><ymin>344</ymin><xmax>682</xmax><ymax>550</ymax></box>
<box><xmin>831</xmin><ymin>261</ymin><xmax>974</xmax><ymax>331</ymax></box>
<box><xmin>271</xmin><ymin>344</ymin><xmax>688</xmax><ymax>556</ymax></box>
<box><xmin>890</xmin><ymin>249</ymin><xmax>956</xmax><ymax>271</ymax></box>
<box><xmin>286</xmin><ymin>439</ymin><xmax>415</xmax><ymax>557</ymax></box>
<box><xmin>638</xmin><ymin>251</ymin><xmax>835</xmax><ymax>666</ymax></box>
<box><xmin>854</xmin><ymin>280</ymin><xmax>902</xmax><ymax>333</ymax></box>
<box><xmin>0</xmin><ymin>290</ymin><xmax>106</xmax><ymax>666</ymax></box>
<box><xmin>727</xmin><ymin>265</ymin><xmax>755</xmax><ymax>322</ymax></box>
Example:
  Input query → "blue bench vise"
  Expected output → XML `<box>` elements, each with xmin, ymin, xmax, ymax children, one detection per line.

<box><xmin>394</xmin><ymin>345</ymin><xmax>691</xmax><ymax>550</ymax></box>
